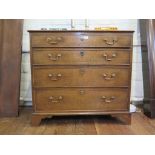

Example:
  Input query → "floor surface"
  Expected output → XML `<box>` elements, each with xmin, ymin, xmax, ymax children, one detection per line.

<box><xmin>0</xmin><ymin>107</ymin><xmax>155</xmax><ymax>135</ymax></box>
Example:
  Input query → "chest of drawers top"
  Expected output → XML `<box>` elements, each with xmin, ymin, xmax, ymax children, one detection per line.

<box><xmin>28</xmin><ymin>30</ymin><xmax>134</xmax><ymax>48</ymax></box>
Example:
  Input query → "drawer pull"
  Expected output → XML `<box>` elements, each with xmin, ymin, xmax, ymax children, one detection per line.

<box><xmin>103</xmin><ymin>38</ymin><xmax>118</xmax><ymax>45</ymax></box>
<box><xmin>48</xmin><ymin>73</ymin><xmax>62</xmax><ymax>81</ymax></box>
<box><xmin>102</xmin><ymin>73</ymin><xmax>116</xmax><ymax>80</ymax></box>
<box><xmin>103</xmin><ymin>53</ymin><xmax>116</xmax><ymax>61</ymax></box>
<box><xmin>49</xmin><ymin>96</ymin><xmax>63</xmax><ymax>103</ymax></box>
<box><xmin>48</xmin><ymin>53</ymin><xmax>61</xmax><ymax>61</ymax></box>
<box><xmin>101</xmin><ymin>96</ymin><xmax>115</xmax><ymax>103</ymax></box>
<box><xmin>46</xmin><ymin>37</ymin><xmax>62</xmax><ymax>44</ymax></box>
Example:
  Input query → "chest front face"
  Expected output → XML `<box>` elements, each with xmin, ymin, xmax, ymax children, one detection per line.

<box><xmin>29</xmin><ymin>30</ymin><xmax>134</xmax><ymax>126</ymax></box>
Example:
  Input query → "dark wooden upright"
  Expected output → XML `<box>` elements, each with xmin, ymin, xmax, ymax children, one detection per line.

<box><xmin>0</xmin><ymin>19</ymin><xmax>23</xmax><ymax>117</ymax></box>
<box><xmin>140</xmin><ymin>19</ymin><xmax>155</xmax><ymax>118</ymax></box>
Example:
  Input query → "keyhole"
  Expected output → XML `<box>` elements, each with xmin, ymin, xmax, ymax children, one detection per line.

<box><xmin>80</xmin><ymin>51</ymin><xmax>84</xmax><ymax>56</ymax></box>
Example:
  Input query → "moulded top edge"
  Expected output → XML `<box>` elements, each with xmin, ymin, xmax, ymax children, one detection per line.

<box><xmin>28</xmin><ymin>30</ymin><xmax>134</xmax><ymax>33</ymax></box>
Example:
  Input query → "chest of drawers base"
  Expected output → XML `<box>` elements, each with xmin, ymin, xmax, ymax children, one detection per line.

<box><xmin>29</xmin><ymin>30</ymin><xmax>134</xmax><ymax>126</ymax></box>
<box><xmin>31</xmin><ymin>111</ymin><xmax>131</xmax><ymax>126</ymax></box>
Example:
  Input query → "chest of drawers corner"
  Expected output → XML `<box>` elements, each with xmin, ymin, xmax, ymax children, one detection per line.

<box><xmin>28</xmin><ymin>30</ymin><xmax>134</xmax><ymax>126</ymax></box>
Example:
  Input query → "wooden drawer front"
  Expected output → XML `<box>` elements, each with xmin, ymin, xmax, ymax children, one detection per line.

<box><xmin>33</xmin><ymin>67</ymin><xmax>130</xmax><ymax>87</ymax></box>
<box><xmin>34</xmin><ymin>88</ymin><xmax>129</xmax><ymax>112</ymax></box>
<box><xmin>32</xmin><ymin>49</ymin><xmax>131</xmax><ymax>65</ymax></box>
<box><xmin>31</xmin><ymin>32</ymin><xmax>132</xmax><ymax>47</ymax></box>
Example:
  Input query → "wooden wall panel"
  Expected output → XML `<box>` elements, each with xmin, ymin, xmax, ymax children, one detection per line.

<box><xmin>146</xmin><ymin>19</ymin><xmax>155</xmax><ymax>117</ymax></box>
<box><xmin>140</xmin><ymin>19</ymin><xmax>155</xmax><ymax>118</ymax></box>
<box><xmin>0</xmin><ymin>20</ymin><xmax>3</xmax><ymax>115</ymax></box>
<box><xmin>0</xmin><ymin>19</ymin><xmax>23</xmax><ymax>117</ymax></box>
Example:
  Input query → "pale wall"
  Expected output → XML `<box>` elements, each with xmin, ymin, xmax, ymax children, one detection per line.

<box><xmin>20</xmin><ymin>19</ymin><xmax>143</xmax><ymax>105</ymax></box>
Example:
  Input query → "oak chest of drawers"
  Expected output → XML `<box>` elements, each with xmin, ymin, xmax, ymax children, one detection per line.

<box><xmin>28</xmin><ymin>30</ymin><xmax>134</xmax><ymax>126</ymax></box>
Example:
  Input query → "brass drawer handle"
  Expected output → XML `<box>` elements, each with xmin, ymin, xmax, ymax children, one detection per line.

<box><xmin>46</xmin><ymin>36</ymin><xmax>62</xmax><ymax>44</ymax></box>
<box><xmin>102</xmin><ymin>73</ymin><xmax>116</xmax><ymax>80</ymax></box>
<box><xmin>48</xmin><ymin>53</ymin><xmax>61</xmax><ymax>61</ymax></box>
<box><xmin>48</xmin><ymin>73</ymin><xmax>62</xmax><ymax>81</ymax></box>
<box><xmin>49</xmin><ymin>96</ymin><xmax>63</xmax><ymax>103</ymax></box>
<box><xmin>103</xmin><ymin>38</ymin><xmax>118</xmax><ymax>45</ymax></box>
<box><xmin>103</xmin><ymin>53</ymin><xmax>116</xmax><ymax>61</ymax></box>
<box><xmin>101</xmin><ymin>96</ymin><xmax>115</xmax><ymax>103</ymax></box>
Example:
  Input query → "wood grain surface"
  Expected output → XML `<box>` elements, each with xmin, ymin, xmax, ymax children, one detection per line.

<box><xmin>0</xmin><ymin>107</ymin><xmax>155</xmax><ymax>135</ymax></box>
<box><xmin>29</xmin><ymin>31</ymin><xmax>133</xmax><ymax>125</ymax></box>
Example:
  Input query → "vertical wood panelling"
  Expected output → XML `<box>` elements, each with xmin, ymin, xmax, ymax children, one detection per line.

<box><xmin>0</xmin><ymin>20</ymin><xmax>23</xmax><ymax>116</ymax></box>
<box><xmin>0</xmin><ymin>20</ymin><xmax>3</xmax><ymax>113</ymax></box>
<box><xmin>143</xmin><ymin>20</ymin><xmax>155</xmax><ymax>117</ymax></box>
